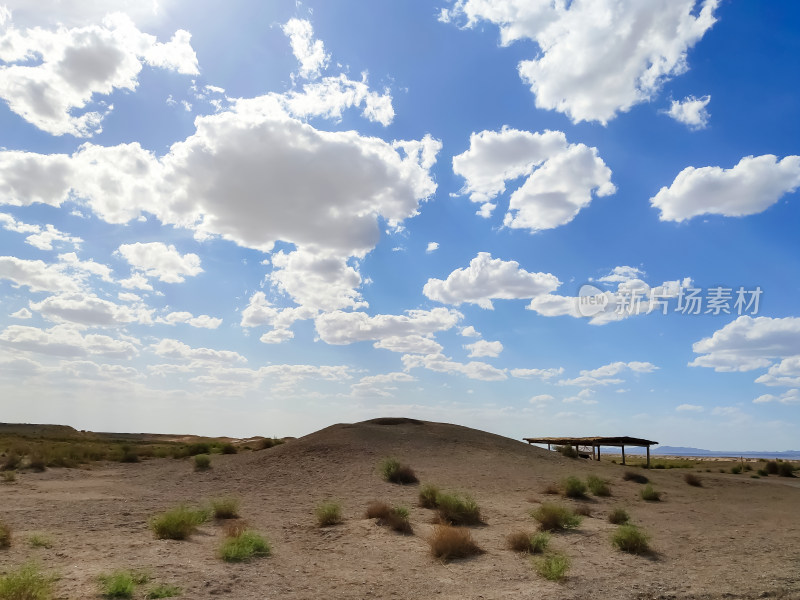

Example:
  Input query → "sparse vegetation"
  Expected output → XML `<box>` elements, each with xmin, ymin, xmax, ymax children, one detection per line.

<box><xmin>623</xmin><ymin>471</ymin><xmax>648</xmax><ymax>484</ymax></box>
<box><xmin>757</xmin><ymin>468</ymin><xmax>768</xmax><ymax>477</ymax></box>
<box><xmin>730</xmin><ymin>465</ymin><xmax>742</xmax><ymax>474</ymax></box>
<box><xmin>315</xmin><ymin>500</ymin><xmax>343</xmax><ymax>527</ymax></box>
<box><xmin>193</xmin><ymin>454</ymin><xmax>211</xmax><ymax>471</ymax></box>
<box><xmin>220</xmin><ymin>443</ymin><xmax>238</xmax><ymax>455</ymax></box>
<box><xmin>611</xmin><ymin>524</ymin><xmax>651</xmax><ymax>554</ymax></box>
<box><xmin>365</xmin><ymin>501</ymin><xmax>412</xmax><ymax>534</ymax></box>
<box><xmin>222</xmin><ymin>520</ymin><xmax>249</xmax><ymax>538</ymax></box>
<box><xmin>1</xmin><ymin>471</ymin><xmax>15</xmax><ymax>483</ymax></box>
<box><xmin>219</xmin><ymin>530</ymin><xmax>271</xmax><ymax>562</ymax></box>
<box><xmin>27</xmin><ymin>457</ymin><xmax>46</xmax><ymax>472</ymax></box>
<box><xmin>1</xmin><ymin>454</ymin><xmax>21</xmax><ymax>471</ymax></box>
<box><xmin>119</xmin><ymin>445</ymin><xmax>139</xmax><ymax>463</ymax></box>
<box><xmin>542</xmin><ymin>483</ymin><xmax>560</xmax><ymax>495</ymax></box>
<box><xmin>530</xmin><ymin>503</ymin><xmax>581</xmax><ymax>531</ymax></box>
<box><xmin>534</xmin><ymin>552</ymin><xmax>570</xmax><ymax>581</ymax></box>
<box><xmin>554</xmin><ymin>445</ymin><xmax>578</xmax><ymax>458</ymax></box>
<box><xmin>257</xmin><ymin>438</ymin><xmax>284</xmax><ymax>450</ymax></box>
<box><xmin>379</xmin><ymin>458</ymin><xmax>418</xmax><ymax>485</ymax></box>
<box><xmin>684</xmin><ymin>473</ymin><xmax>702</xmax><ymax>487</ymax></box>
<box><xmin>144</xmin><ymin>583</ymin><xmax>181</xmax><ymax>599</ymax></box>
<box><xmin>563</xmin><ymin>476</ymin><xmax>587</xmax><ymax>498</ymax></box>
<box><xmin>765</xmin><ymin>460</ymin><xmax>779</xmax><ymax>475</ymax></box>
<box><xmin>587</xmin><ymin>475</ymin><xmax>611</xmax><ymax>496</ymax></box>
<box><xmin>574</xmin><ymin>504</ymin><xmax>592</xmax><ymax>517</ymax></box>
<box><xmin>607</xmin><ymin>508</ymin><xmax>630</xmax><ymax>525</ymax></box>
<box><xmin>777</xmin><ymin>462</ymin><xmax>795</xmax><ymax>477</ymax></box>
<box><xmin>0</xmin><ymin>562</ymin><xmax>56</xmax><ymax>600</ymax></box>
<box><xmin>419</xmin><ymin>483</ymin><xmax>440</xmax><ymax>508</ymax></box>
<box><xmin>435</xmin><ymin>492</ymin><xmax>482</xmax><ymax>526</ymax></box>
<box><xmin>0</xmin><ymin>521</ymin><xmax>10</xmax><ymax>548</ymax></box>
<box><xmin>640</xmin><ymin>484</ymin><xmax>662</xmax><ymax>502</ymax></box>
<box><xmin>211</xmin><ymin>498</ymin><xmax>239</xmax><ymax>519</ymax></box>
<box><xmin>98</xmin><ymin>570</ymin><xmax>149</xmax><ymax>599</ymax></box>
<box><xmin>428</xmin><ymin>525</ymin><xmax>482</xmax><ymax>561</ymax></box>
<box><xmin>507</xmin><ymin>531</ymin><xmax>549</xmax><ymax>554</ymax></box>
<box><xmin>149</xmin><ymin>505</ymin><xmax>208</xmax><ymax>540</ymax></box>
<box><xmin>28</xmin><ymin>535</ymin><xmax>52</xmax><ymax>549</ymax></box>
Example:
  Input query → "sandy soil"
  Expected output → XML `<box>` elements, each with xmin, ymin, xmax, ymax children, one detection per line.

<box><xmin>2</xmin><ymin>418</ymin><xmax>799</xmax><ymax>599</ymax></box>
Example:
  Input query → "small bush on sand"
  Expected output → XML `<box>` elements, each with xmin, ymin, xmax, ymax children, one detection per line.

<box><xmin>611</xmin><ymin>524</ymin><xmax>651</xmax><ymax>554</ymax></box>
<box><xmin>379</xmin><ymin>458</ymin><xmax>418</xmax><ymax>485</ymax></box>
<box><xmin>507</xmin><ymin>531</ymin><xmax>550</xmax><ymax>554</ymax></box>
<box><xmin>186</xmin><ymin>442</ymin><xmax>211</xmax><ymax>456</ymax></box>
<box><xmin>193</xmin><ymin>454</ymin><xmax>211</xmax><ymax>471</ymax></box>
<box><xmin>542</xmin><ymin>483</ymin><xmax>560</xmax><ymax>495</ymax></box>
<box><xmin>563</xmin><ymin>476</ymin><xmax>587</xmax><ymax>498</ymax></box>
<box><xmin>219</xmin><ymin>530</ymin><xmax>271</xmax><ymax>562</ymax></box>
<box><xmin>534</xmin><ymin>552</ymin><xmax>570</xmax><ymax>581</ymax></box>
<box><xmin>435</xmin><ymin>493</ymin><xmax>482</xmax><ymax>526</ymax></box>
<box><xmin>765</xmin><ymin>460</ymin><xmax>779</xmax><ymax>474</ymax></box>
<box><xmin>257</xmin><ymin>438</ymin><xmax>284</xmax><ymax>450</ymax></box>
<box><xmin>28</xmin><ymin>535</ymin><xmax>52</xmax><ymax>549</ymax></box>
<box><xmin>418</xmin><ymin>484</ymin><xmax>440</xmax><ymax>508</ymax></box>
<box><xmin>777</xmin><ymin>462</ymin><xmax>795</xmax><ymax>477</ymax></box>
<box><xmin>0</xmin><ymin>562</ymin><xmax>57</xmax><ymax>600</ymax></box>
<box><xmin>27</xmin><ymin>457</ymin><xmax>46</xmax><ymax>472</ymax></box>
<box><xmin>2</xmin><ymin>471</ymin><xmax>17</xmax><ymax>483</ymax></box>
<box><xmin>574</xmin><ymin>504</ymin><xmax>592</xmax><ymax>517</ymax></box>
<box><xmin>429</xmin><ymin>525</ymin><xmax>482</xmax><ymax>561</ymax></box>
<box><xmin>757</xmin><ymin>468</ymin><xmax>768</xmax><ymax>477</ymax></box>
<box><xmin>730</xmin><ymin>465</ymin><xmax>742</xmax><ymax>474</ymax></box>
<box><xmin>586</xmin><ymin>475</ymin><xmax>611</xmax><ymax>497</ymax></box>
<box><xmin>98</xmin><ymin>570</ymin><xmax>149</xmax><ymax>599</ymax></box>
<box><xmin>365</xmin><ymin>501</ymin><xmax>412</xmax><ymax>534</ymax></box>
<box><xmin>220</xmin><ymin>443</ymin><xmax>238</xmax><ymax>455</ymax></box>
<box><xmin>222</xmin><ymin>519</ymin><xmax>249</xmax><ymax>538</ymax></box>
<box><xmin>315</xmin><ymin>501</ymin><xmax>343</xmax><ymax>527</ymax></box>
<box><xmin>623</xmin><ymin>471</ymin><xmax>648</xmax><ymax>484</ymax></box>
<box><xmin>149</xmin><ymin>505</ymin><xmax>208</xmax><ymax>540</ymax></box>
<box><xmin>1</xmin><ymin>453</ymin><xmax>21</xmax><ymax>472</ymax></box>
<box><xmin>684</xmin><ymin>473</ymin><xmax>702</xmax><ymax>487</ymax></box>
<box><xmin>640</xmin><ymin>484</ymin><xmax>661</xmax><ymax>502</ymax></box>
<box><xmin>0</xmin><ymin>522</ymin><xmax>10</xmax><ymax>548</ymax></box>
<box><xmin>144</xmin><ymin>583</ymin><xmax>181</xmax><ymax>599</ymax></box>
<box><xmin>530</xmin><ymin>503</ymin><xmax>581</xmax><ymax>531</ymax></box>
<box><xmin>554</xmin><ymin>445</ymin><xmax>578</xmax><ymax>459</ymax></box>
<box><xmin>211</xmin><ymin>498</ymin><xmax>239</xmax><ymax>519</ymax></box>
<box><xmin>607</xmin><ymin>508</ymin><xmax>630</xmax><ymax>525</ymax></box>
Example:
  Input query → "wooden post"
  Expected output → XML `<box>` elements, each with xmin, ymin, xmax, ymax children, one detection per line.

<box><xmin>621</xmin><ymin>445</ymin><xmax>626</xmax><ymax>465</ymax></box>
<box><xmin>592</xmin><ymin>446</ymin><xmax>596</xmax><ymax>460</ymax></box>
<box><xmin>646</xmin><ymin>446</ymin><xmax>651</xmax><ymax>468</ymax></box>
<box><xmin>547</xmin><ymin>443</ymin><xmax>551</xmax><ymax>451</ymax></box>
<box><xmin>597</xmin><ymin>446</ymin><xmax>600</xmax><ymax>461</ymax></box>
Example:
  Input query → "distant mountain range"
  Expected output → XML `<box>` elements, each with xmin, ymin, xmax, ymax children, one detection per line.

<box><xmin>653</xmin><ymin>446</ymin><xmax>800</xmax><ymax>459</ymax></box>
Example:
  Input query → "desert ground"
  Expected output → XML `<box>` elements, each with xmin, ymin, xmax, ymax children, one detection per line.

<box><xmin>2</xmin><ymin>418</ymin><xmax>800</xmax><ymax>599</ymax></box>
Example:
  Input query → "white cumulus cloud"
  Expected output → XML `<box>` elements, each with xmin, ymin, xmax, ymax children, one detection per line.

<box><xmin>116</xmin><ymin>242</ymin><xmax>202</xmax><ymax>284</ymax></box>
<box><xmin>665</xmin><ymin>95</ymin><xmax>711</xmax><ymax>130</ymax></box>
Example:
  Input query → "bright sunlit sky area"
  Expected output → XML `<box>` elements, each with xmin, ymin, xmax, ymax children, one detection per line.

<box><xmin>1</xmin><ymin>1</ymin><xmax>799</xmax><ymax>450</ymax></box>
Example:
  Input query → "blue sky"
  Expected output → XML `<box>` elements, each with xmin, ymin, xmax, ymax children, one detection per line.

<box><xmin>1</xmin><ymin>1</ymin><xmax>799</xmax><ymax>449</ymax></box>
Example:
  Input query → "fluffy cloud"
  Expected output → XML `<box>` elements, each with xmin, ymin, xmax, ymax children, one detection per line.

<box><xmin>116</xmin><ymin>242</ymin><xmax>202</xmax><ymax>283</ymax></box>
<box><xmin>529</xmin><ymin>394</ymin><xmax>554</xmax><ymax>405</ymax></box>
<box><xmin>0</xmin><ymin>213</ymin><xmax>81</xmax><ymax>250</ymax></box>
<box><xmin>596</xmin><ymin>266</ymin><xmax>645</xmax><ymax>284</ymax></box>
<box><xmin>10</xmin><ymin>307</ymin><xmax>31</xmax><ymax>319</ymax></box>
<box><xmin>29</xmin><ymin>293</ymin><xmax>153</xmax><ymax>327</ymax></box>
<box><xmin>452</xmin><ymin>128</ymin><xmax>615</xmax><ymax>228</ymax></box>
<box><xmin>426</xmin><ymin>242</ymin><xmax>439</xmax><ymax>253</ymax></box>
<box><xmin>676</xmin><ymin>404</ymin><xmax>704</xmax><ymax>412</ymax></box>
<box><xmin>444</xmin><ymin>0</ymin><xmax>717</xmax><ymax>124</ymax></box>
<box><xmin>460</xmin><ymin>326</ymin><xmax>480</xmax><ymax>338</ymax></box>
<box><xmin>350</xmin><ymin>372</ymin><xmax>416</xmax><ymax>398</ymax></box>
<box><xmin>0</xmin><ymin>13</ymin><xmax>198</xmax><ymax>136</ymax></box>
<box><xmin>651</xmin><ymin>155</ymin><xmax>800</xmax><ymax>222</ymax></box>
<box><xmin>315</xmin><ymin>308</ymin><xmax>461</xmax><ymax>354</ymax></box>
<box><xmin>423</xmin><ymin>252</ymin><xmax>560</xmax><ymax>309</ymax></box>
<box><xmin>510</xmin><ymin>367</ymin><xmax>564</xmax><ymax>380</ymax></box>
<box><xmin>464</xmin><ymin>339</ymin><xmax>503</xmax><ymax>358</ymax></box>
<box><xmin>665</xmin><ymin>95</ymin><xmax>711</xmax><ymax>130</ymax></box>
<box><xmin>0</xmin><ymin>256</ymin><xmax>80</xmax><ymax>292</ymax></box>
<box><xmin>157</xmin><ymin>311</ymin><xmax>222</xmax><ymax>329</ymax></box>
<box><xmin>755</xmin><ymin>357</ymin><xmax>800</xmax><ymax>388</ymax></box>
<box><xmin>691</xmin><ymin>316</ymin><xmax>800</xmax><ymax>372</ymax></box>
<box><xmin>151</xmin><ymin>338</ymin><xmax>246</xmax><ymax>364</ymax></box>
<box><xmin>0</xmin><ymin>324</ymin><xmax>138</xmax><ymax>358</ymax></box>
<box><xmin>753</xmin><ymin>390</ymin><xmax>800</xmax><ymax>405</ymax></box>
<box><xmin>282</xmin><ymin>18</ymin><xmax>330</xmax><ymax>80</ymax></box>
<box><xmin>1</xmin><ymin>0</ymin><xmax>170</xmax><ymax>27</ymax></box>
<box><xmin>402</xmin><ymin>352</ymin><xmax>507</xmax><ymax>381</ymax></box>
<box><xmin>558</xmin><ymin>361</ymin><xmax>657</xmax><ymax>387</ymax></box>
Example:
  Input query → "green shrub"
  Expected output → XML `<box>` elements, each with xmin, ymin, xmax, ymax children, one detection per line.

<box><xmin>435</xmin><ymin>492</ymin><xmax>482</xmax><ymax>526</ymax></box>
<box><xmin>28</xmin><ymin>535</ymin><xmax>53</xmax><ymax>549</ymax></box>
<box><xmin>1</xmin><ymin>471</ymin><xmax>16</xmax><ymax>483</ymax></box>
<box><xmin>186</xmin><ymin>443</ymin><xmax>211</xmax><ymax>456</ymax></box>
<box><xmin>119</xmin><ymin>445</ymin><xmax>139</xmax><ymax>463</ymax></box>
<box><xmin>27</xmin><ymin>457</ymin><xmax>46</xmax><ymax>472</ymax></box>
<box><xmin>757</xmin><ymin>468</ymin><xmax>768</xmax><ymax>477</ymax></box>
<box><xmin>0</xmin><ymin>521</ymin><xmax>10</xmax><ymax>548</ymax></box>
<box><xmin>193</xmin><ymin>454</ymin><xmax>211</xmax><ymax>471</ymax></box>
<box><xmin>428</xmin><ymin>525</ymin><xmax>482</xmax><ymax>560</ymax></box>
<box><xmin>765</xmin><ymin>460</ymin><xmax>779</xmax><ymax>474</ymax></box>
<box><xmin>563</xmin><ymin>476</ymin><xmax>587</xmax><ymax>498</ymax></box>
<box><xmin>144</xmin><ymin>583</ymin><xmax>181</xmax><ymax>599</ymax></box>
<box><xmin>554</xmin><ymin>445</ymin><xmax>578</xmax><ymax>458</ymax></box>
<box><xmin>622</xmin><ymin>471</ymin><xmax>648</xmax><ymax>484</ymax></box>
<box><xmin>530</xmin><ymin>503</ymin><xmax>581</xmax><ymax>531</ymax></box>
<box><xmin>257</xmin><ymin>438</ymin><xmax>284</xmax><ymax>450</ymax></box>
<box><xmin>365</xmin><ymin>501</ymin><xmax>412</xmax><ymax>533</ymax></box>
<box><xmin>730</xmin><ymin>465</ymin><xmax>742</xmax><ymax>474</ymax></box>
<box><xmin>149</xmin><ymin>505</ymin><xmax>208</xmax><ymax>540</ymax></box>
<box><xmin>640</xmin><ymin>484</ymin><xmax>661</xmax><ymax>502</ymax></box>
<box><xmin>219</xmin><ymin>530</ymin><xmax>271</xmax><ymax>562</ymax></box>
<box><xmin>315</xmin><ymin>501</ymin><xmax>343</xmax><ymax>527</ymax></box>
<box><xmin>777</xmin><ymin>462</ymin><xmax>795</xmax><ymax>477</ymax></box>
<box><xmin>507</xmin><ymin>531</ymin><xmax>550</xmax><ymax>554</ymax></box>
<box><xmin>611</xmin><ymin>524</ymin><xmax>651</xmax><ymax>554</ymax></box>
<box><xmin>607</xmin><ymin>508</ymin><xmax>630</xmax><ymax>525</ymax></box>
<box><xmin>0</xmin><ymin>562</ymin><xmax>56</xmax><ymax>600</ymax></box>
<box><xmin>684</xmin><ymin>473</ymin><xmax>702</xmax><ymax>487</ymax></box>
<box><xmin>220</xmin><ymin>443</ymin><xmax>238</xmax><ymax>455</ymax></box>
<box><xmin>419</xmin><ymin>483</ymin><xmax>440</xmax><ymax>508</ymax></box>
<box><xmin>534</xmin><ymin>552</ymin><xmax>570</xmax><ymax>581</ymax></box>
<box><xmin>378</xmin><ymin>458</ymin><xmax>418</xmax><ymax>485</ymax></box>
<box><xmin>211</xmin><ymin>498</ymin><xmax>239</xmax><ymax>519</ymax></box>
<box><xmin>586</xmin><ymin>475</ymin><xmax>611</xmax><ymax>496</ymax></box>
<box><xmin>1</xmin><ymin>453</ymin><xmax>21</xmax><ymax>472</ymax></box>
<box><xmin>98</xmin><ymin>571</ymin><xmax>148</xmax><ymax>599</ymax></box>
<box><xmin>574</xmin><ymin>504</ymin><xmax>592</xmax><ymax>517</ymax></box>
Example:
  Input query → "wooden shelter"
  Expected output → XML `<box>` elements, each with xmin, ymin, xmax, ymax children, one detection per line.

<box><xmin>523</xmin><ymin>436</ymin><xmax>659</xmax><ymax>467</ymax></box>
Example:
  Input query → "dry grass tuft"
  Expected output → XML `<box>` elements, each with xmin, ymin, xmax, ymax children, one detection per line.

<box><xmin>534</xmin><ymin>552</ymin><xmax>570</xmax><ymax>581</ymax></box>
<box><xmin>149</xmin><ymin>505</ymin><xmax>208</xmax><ymax>540</ymax></box>
<box><xmin>418</xmin><ymin>484</ymin><xmax>440</xmax><ymax>508</ymax></box>
<box><xmin>563</xmin><ymin>476</ymin><xmax>587</xmax><ymax>498</ymax></box>
<box><xmin>210</xmin><ymin>498</ymin><xmax>239</xmax><ymax>519</ymax></box>
<box><xmin>684</xmin><ymin>473</ymin><xmax>702</xmax><ymax>487</ymax></box>
<box><xmin>542</xmin><ymin>483</ymin><xmax>560</xmax><ymax>495</ymax></box>
<box><xmin>640</xmin><ymin>484</ymin><xmax>662</xmax><ymax>502</ymax></box>
<box><xmin>435</xmin><ymin>493</ymin><xmax>482</xmax><ymax>526</ymax></box>
<box><xmin>0</xmin><ymin>562</ymin><xmax>57</xmax><ymax>600</ymax></box>
<box><xmin>222</xmin><ymin>519</ymin><xmax>250</xmax><ymax>538</ymax></box>
<box><xmin>507</xmin><ymin>531</ymin><xmax>550</xmax><ymax>554</ymax></box>
<box><xmin>315</xmin><ymin>500</ymin><xmax>343</xmax><ymax>527</ymax></box>
<box><xmin>611</xmin><ymin>524</ymin><xmax>651</xmax><ymax>554</ymax></box>
<box><xmin>574</xmin><ymin>504</ymin><xmax>592</xmax><ymax>517</ymax></box>
<box><xmin>607</xmin><ymin>508</ymin><xmax>630</xmax><ymax>525</ymax></box>
<box><xmin>379</xmin><ymin>458</ymin><xmax>418</xmax><ymax>485</ymax></box>
<box><xmin>429</xmin><ymin>525</ymin><xmax>483</xmax><ymax>561</ymax></box>
<box><xmin>530</xmin><ymin>502</ymin><xmax>581</xmax><ymax>531</ymax></box>
<box><xmin>587</xmin><ymin>475</ymin><xmax>611</xmax><ymax>496</ymax></box>
<box><xmin>0</xmin><ymin>521</ymin><xmax>11</xmax><ymax>548</ymax></box>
